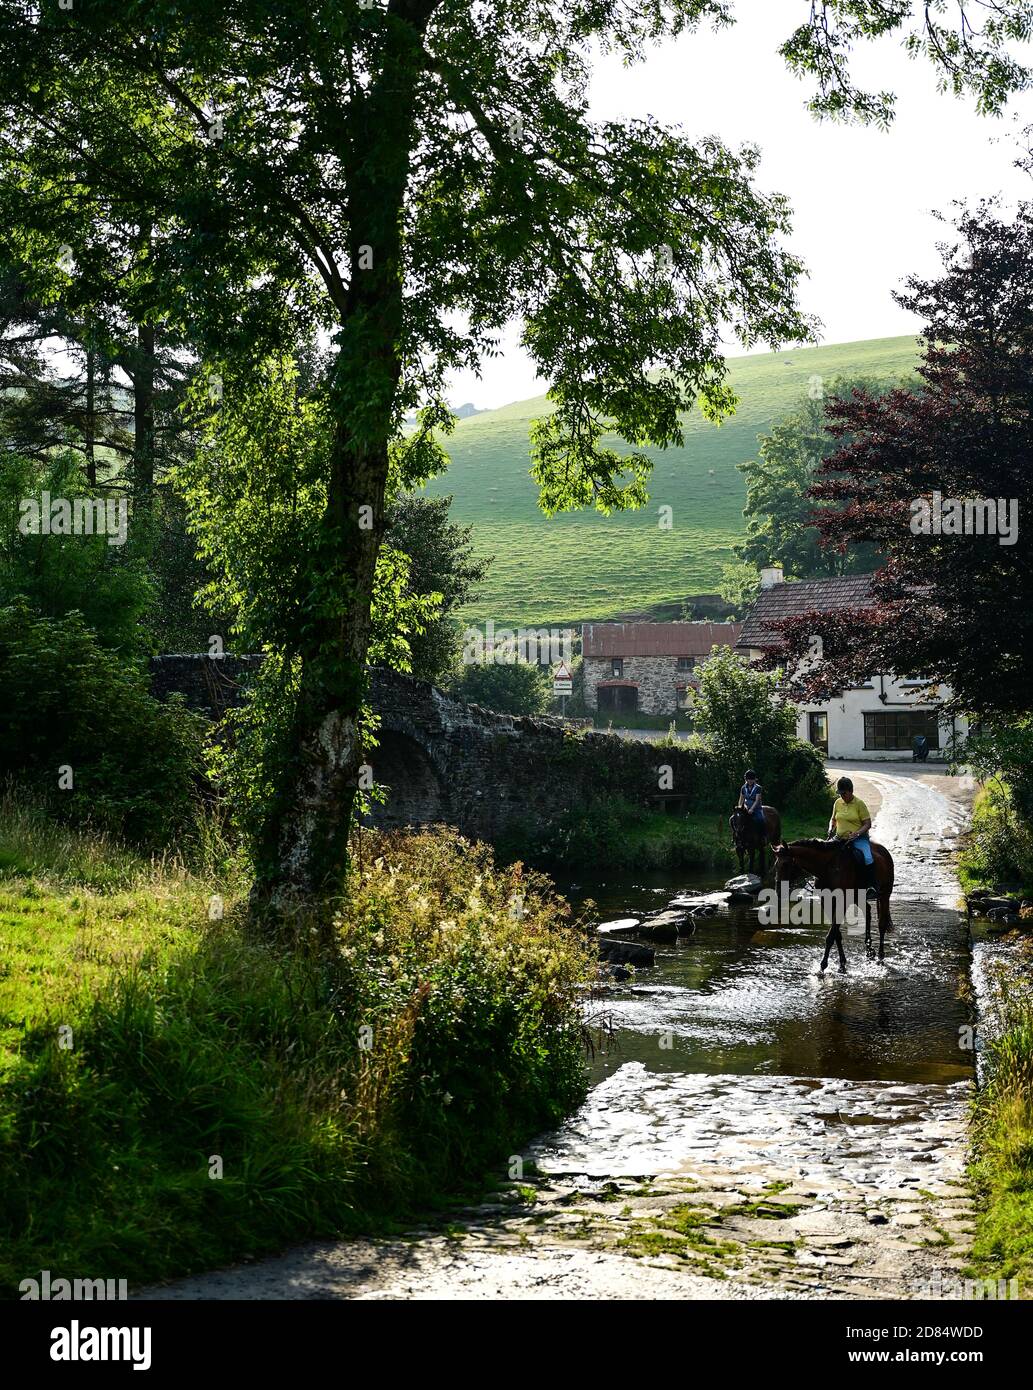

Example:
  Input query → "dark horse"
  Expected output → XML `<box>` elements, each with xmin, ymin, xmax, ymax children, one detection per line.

<box><xmin>729</xmin><ymin>805</ymin><xmax>782</xmax><ymax>876</ymax></box>
<box><xmin>773</xmin><ymin>838</ymin><xmax>895</xmax><ymax>971</ymax></box>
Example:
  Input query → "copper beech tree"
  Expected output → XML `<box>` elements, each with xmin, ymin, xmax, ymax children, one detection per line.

<box><xmin>764</xmin><ymin>204</ymin><xmax>1033</xmax><ymax>720</ymax></box>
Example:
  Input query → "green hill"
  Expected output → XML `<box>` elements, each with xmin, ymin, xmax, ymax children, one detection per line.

<box><xmin>423</xmin><ymin>335</ymin><xmax>919</xmax><ymax>626</ymax></box>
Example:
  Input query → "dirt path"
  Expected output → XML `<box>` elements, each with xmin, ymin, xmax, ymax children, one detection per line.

<box><xmin>141</xmin><ymin>767</ymin><xmax>978</xmax><ymax>1302</ymax></box>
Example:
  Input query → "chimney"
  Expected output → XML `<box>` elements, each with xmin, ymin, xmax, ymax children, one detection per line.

<box><xmin>760</xmin><ymin>564</ymin><xmax>784</xmax><ymax>590</ymax></box>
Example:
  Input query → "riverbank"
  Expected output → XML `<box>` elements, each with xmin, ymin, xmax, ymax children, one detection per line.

<box><xmin>947</xmin><ymin>772</ymin><xmax>1033</xmax><ymax>1291</ymax></box>
<box><xmin>958</xmin><ymin>778</ymin><xmax>1033</xmax><ymax>900</ymax></box>
<box><xmin>498</xmin><ymin>797</ymin><xmax>830</xmax><ymax>875</ymax></box>
<box><xmin>0</xmin><ymin>802</ymin><xmax>591</xmax><ymax>1297</ymax></box>
<box><xmin>967</xmin><ymin>920</ymin><xmax>1033</xmax><ymax>1293</ymax></box>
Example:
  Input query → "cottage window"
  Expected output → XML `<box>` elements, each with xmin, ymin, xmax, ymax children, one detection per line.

<box><xmin>676</xmin><ymin>656</ymin><xmax>696</xmax><ymax>671</ymax></box>
<box><xmin>611</xmin><ymin>658</ymin><xmax>624</xmax><ymax>677</ymax></box>
<box><xmin>863</xmin><ymin>710</ymin><xmax>941</xmax><ymax>751</ymax></box>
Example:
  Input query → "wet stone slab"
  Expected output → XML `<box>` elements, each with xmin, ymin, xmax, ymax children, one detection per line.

<box><xmin>530</xmin><ymin>1066</ymin><xmax>970</xmax><ymax>1190</ymax></box>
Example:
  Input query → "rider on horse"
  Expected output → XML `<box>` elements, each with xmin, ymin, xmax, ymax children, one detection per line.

<box><xmin>736</xmin><ymin>770</ymin><xmax>766</xmax><ymax>830</ymax></box>
<box><xmin>731</xmin><ymin>770</ymin><xmax>781</xmax><ymax>875</ymax></box>
<box><xmin>829</xmin><ymin>776</ymin><xmax>878</xmax><ymax>898</ymax></box>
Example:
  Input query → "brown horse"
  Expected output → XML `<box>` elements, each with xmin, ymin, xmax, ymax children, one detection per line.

<box><xmin>729</xmin><ymin>805</ymin><xmax>782</xmax><ymax>876</ymax></box>
<box><xmin>772</xmin><ymin>838</ymin><xmax>895</xmax><ymax>971</ymax></box>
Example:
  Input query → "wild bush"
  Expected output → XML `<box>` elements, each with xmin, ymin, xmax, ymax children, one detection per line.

<box><xmin>0</xmin><ymin>601</ymin><xmax>205</xmax><ymax>847</ymax></box>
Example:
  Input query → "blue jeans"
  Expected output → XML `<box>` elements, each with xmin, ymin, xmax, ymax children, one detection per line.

<box><xmin>849</xmin><ymin>834</ymin><xmax>874</xmax><ymax>866</ymax></box>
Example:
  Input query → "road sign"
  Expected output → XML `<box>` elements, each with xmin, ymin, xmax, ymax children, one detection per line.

<box><xmin>553</xmin><ymin>661</ymin><xmax>573</xmax><ymax>696</ymax></box>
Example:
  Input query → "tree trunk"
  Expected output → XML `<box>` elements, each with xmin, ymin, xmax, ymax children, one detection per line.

<box><xmin>251</xmin><ymin>435</ymin><xmax>388</xmax><ymax>912</ymax></box>
<box><xmin>85</xmin><ymin>341</ymin><xmax>96</xmax><ymax>486</ymax></box>
<box><xmin>250</xmin><ymin>9</ymin><xmax>433</xmax><ymax>917</ymax></box>
<box><xmin>133</xmin><ymin>321</ymin><xmax>155</xmax><ymax>522</ymax></box>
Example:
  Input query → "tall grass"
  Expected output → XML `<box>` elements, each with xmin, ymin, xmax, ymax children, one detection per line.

<box><xmin>969</xmin><ymin>962</ymin><xmax>1033</xmax><ymax>1292</ymax></box>
<box><xmin>0</xmin><ymin>786</ymin><xmax>240</xmax><ymax>893</ymax></box>
<box><xmin>0</xmin><ymin>806</ymin><xmax>593</xmax><ymax>1295</ymax></box>
<box><xmin>959</xmin><ymin>781</ymin><xmax>1033</xmax><ymax>895</ymax></box>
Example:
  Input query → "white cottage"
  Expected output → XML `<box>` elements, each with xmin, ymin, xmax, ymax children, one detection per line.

<box><xmin>737</xmin><ymin>567</ymin><xmax>968</xmax><ymax>761</ymax></box>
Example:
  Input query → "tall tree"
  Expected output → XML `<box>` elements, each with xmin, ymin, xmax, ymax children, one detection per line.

<box><xmin>761</xmin><ymin>203</ymin><xmax>1033</xmax><ymax>718</ymax></box>
<box><xmin>737</xmin><ymin>376</ymin><xmax>897</xmax><ymax>581</ymax></box>
<box><xmin>1</xmin><ymin>2</ymin><xmax>1028</xmax><ymax>912</ymax></box>
<box><xmin>0</xmin><ymin>252</ymin><xmax>190</xmax><ymax>512</ymax></box>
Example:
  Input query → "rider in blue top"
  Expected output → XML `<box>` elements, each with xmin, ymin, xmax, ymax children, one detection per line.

<box><xmin>737</xmin><ymin>770</ymin><xmax>766</xmax><ymax>825</ymax></box>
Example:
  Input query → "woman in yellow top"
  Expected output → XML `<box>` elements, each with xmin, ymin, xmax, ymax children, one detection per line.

<box><xmin>828</xmin><ymin>776</ymin><xmax>878</xmax><ymax>896</ymax></box>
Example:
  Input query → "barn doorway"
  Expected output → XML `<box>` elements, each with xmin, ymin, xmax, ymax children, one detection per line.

<box><xmin>598</xmin><ymin>684</ymin><xmax>639</xmax><ymax>714</ymax></box>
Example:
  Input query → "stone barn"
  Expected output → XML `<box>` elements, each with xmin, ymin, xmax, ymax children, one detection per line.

<box><xmin>582</xmin><ymin>621</ymin><xmax>742</xmax><ymax>717</ymax></box>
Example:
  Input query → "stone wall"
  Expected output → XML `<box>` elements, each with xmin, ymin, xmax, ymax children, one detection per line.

<box><xmin>150</xmin><ymin>654</ymin><xmax>264</xmax><ymax>722</ymax></box>
<box><xmin>363</xmin><ymin>668</ymin><xmax>719</xmax><ymax>841</ymax></box>
<box><xmin>583</xmin><ymin>654</ymin><xmax>695</xmax><ymax>716</ymax></box>
<box><xmin>150</xmin><ymin>656</ymin><xmax>719</xmax><ymax>843</ymax></box>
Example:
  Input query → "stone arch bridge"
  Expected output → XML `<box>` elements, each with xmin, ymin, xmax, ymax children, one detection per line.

<box><xmin>150</xmin><ymin>656</ymin><xmax>715</xmax><ymax>844</ymax></box>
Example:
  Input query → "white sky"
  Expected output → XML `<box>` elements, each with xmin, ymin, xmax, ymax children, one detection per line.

<box><xmin>446</xmin><ymin>0</ymin><xmax>1033</xmax><ymax>409</ymax></box>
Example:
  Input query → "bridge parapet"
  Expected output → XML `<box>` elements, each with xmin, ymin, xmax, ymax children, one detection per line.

<box><xmin>149</xmin><ymin>656</ymin><xmax>716</xmax><ymax>844</ymax></box>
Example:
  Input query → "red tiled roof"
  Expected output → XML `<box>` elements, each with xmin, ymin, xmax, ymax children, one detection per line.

<box><xmin>737</xmin><ymin>575</ymin><xmax>876</xmax><ymax>649</ymax></box>
<box><xmin>583</xmin><ymin>621</ymin><xmax>742</xmax><ymax>658</ymax></box>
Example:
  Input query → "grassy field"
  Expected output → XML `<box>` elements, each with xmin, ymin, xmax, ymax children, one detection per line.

<box><xmin>424</xmin><ymin>335</ymin><xmax>919</xmax><ymax>626</ymax></box>
<box><xmin>0</xmin><ymin>801</ymin><xmax>591</xmax><ymax>1294</ymax></box>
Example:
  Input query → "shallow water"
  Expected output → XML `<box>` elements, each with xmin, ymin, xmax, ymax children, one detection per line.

<box><xmin>565</xmin><ymin>867</ymin><xmax>973</xmax><ymax>1086</ymax></box>
<box><xmin>148</xmin><ymin>770</ymin><xmax>983</xmax><ymax>1299</ymax></box>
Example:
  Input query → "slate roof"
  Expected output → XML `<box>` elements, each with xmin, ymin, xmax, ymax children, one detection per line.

<box><xmin>582</xmin><ymin>621</ymin><xmax>742</xmax><ymax>658</ymax></box>
<box><xmin>737</xmin><ymin>575</ymin><xmax>876</xmax><ymax>649</ymax></box>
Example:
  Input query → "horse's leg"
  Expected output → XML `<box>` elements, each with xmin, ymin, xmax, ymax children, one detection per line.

<box><xmin>835</xmin><ymin>914</ymin><xmax>847</xmax><ymax>972</ymax></box>
<box><xmin>820</xmin><ymin>922</ymin><xmax>834</xmax><ymax>973</ymax></box>
<box><xmin>820</xmin><ymin>894</ymin><xmax>835</xmax><ymax>972</ymax></box>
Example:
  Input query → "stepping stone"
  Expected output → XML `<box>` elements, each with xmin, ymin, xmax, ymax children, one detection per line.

<box><xmin>640</xmin><ymin>909</ymin><xmax>692</xmax><ymax>940</ymax></box>
<box><xmin>597</xmin><ymin>918</ymin><xmax>639</xmax><ymax>933</ymax></box>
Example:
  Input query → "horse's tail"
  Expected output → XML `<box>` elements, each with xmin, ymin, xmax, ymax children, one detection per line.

<box><xmin>877</xmin><ymin>844</ymin><xmax>895</xmax><ymax>930</ymax></box>
<box><xmin>763</xmin><ymin>805</ymin><xmax>782</xmax><ymax>845</ymax></box>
